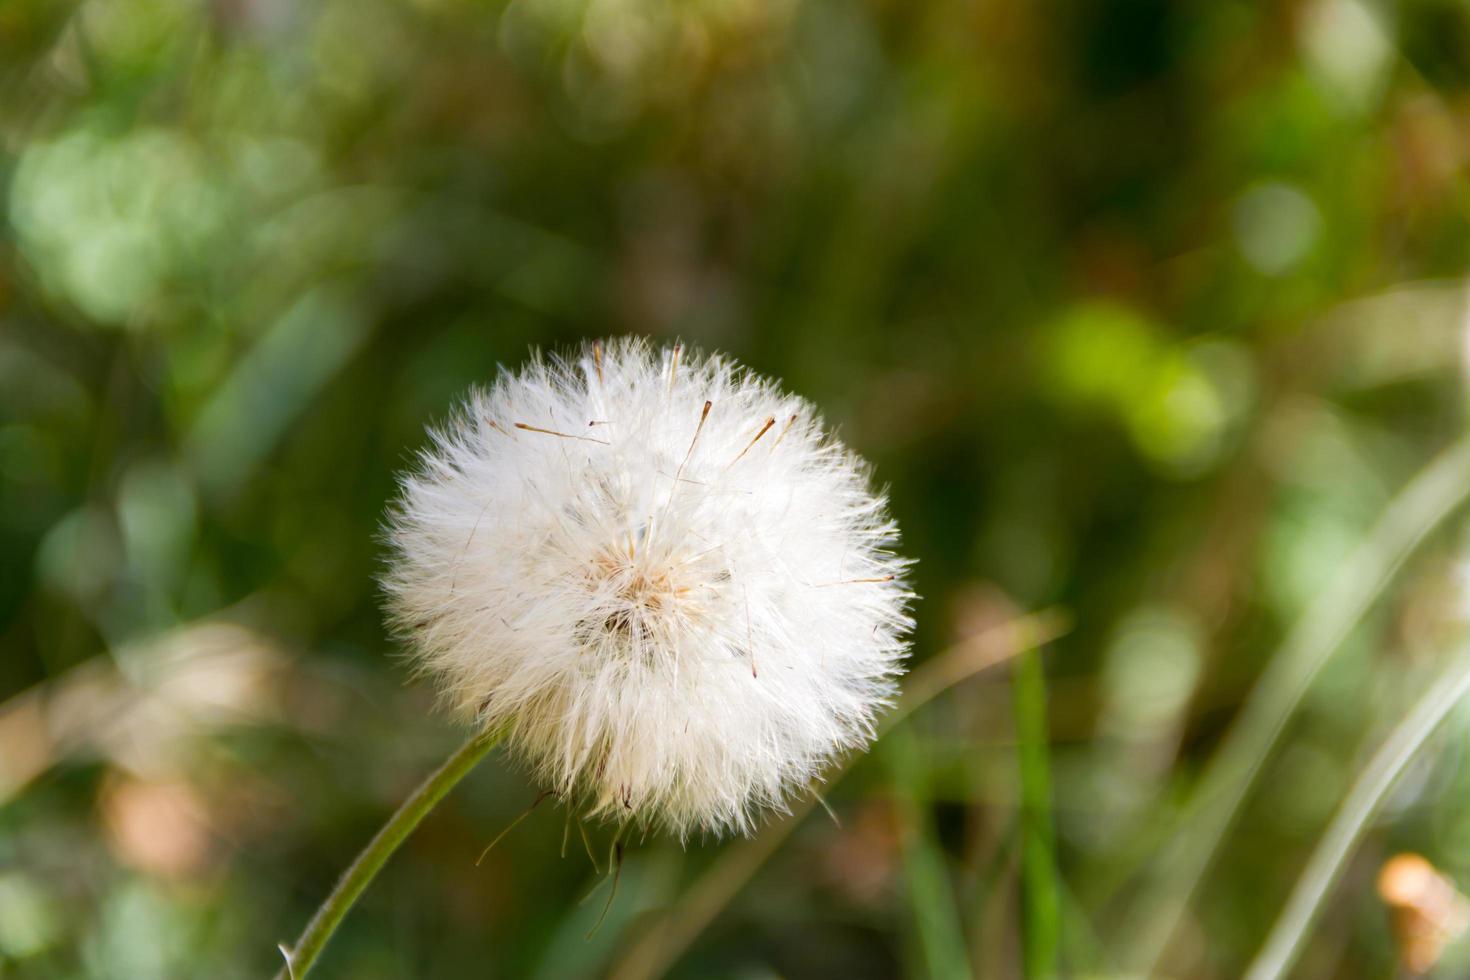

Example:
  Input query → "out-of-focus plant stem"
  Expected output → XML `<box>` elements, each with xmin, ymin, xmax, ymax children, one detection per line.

<box><xmin>1014</xmin><ymin>646</ymin><xmax>1059</xmax><ymax>979</ymax></box>
<box><xmin>1245</xmin><ymin>644</ymin><xmax>1470</xmax><ymax>980</ymax></box>
<box><xmin>1128</xmin><ymin>437</ymin><xmax>1470</xmax><ymax>974</ymax></box>
<box><xmin>274</xmin><ymin>726</ymin><xmax>506</xmax><ymax>980</ymax></box>
<box><xmin>889</xmin><ymin>725</ymin><xmax>970</xmax><ymax>979</ymax></box>
<box><xmin>606</xmin><ymin>608</ymin><xmax>1072</xmax><ymax>980</ymax></box>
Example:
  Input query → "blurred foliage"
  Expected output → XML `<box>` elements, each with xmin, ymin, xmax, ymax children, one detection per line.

<box><xmin>7</xmin><ymin>0</ymin><xmax>1470</xmax><ymax>977</ymax></box>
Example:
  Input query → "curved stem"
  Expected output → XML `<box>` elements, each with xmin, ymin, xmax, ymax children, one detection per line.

<box><xmin>275</xmin><ymin>727</ymin><xmax>506</xmax><ymax>980</ymax></box>
<box><xmin>1128</xmin><ymin>437</ymin><xmax>1470</xmax><ymax>973</ymax></box>
<box><xmin>1244</xmin><ymin>646</ymin><xmax>1470</xmax><ymax>980</ymax></box>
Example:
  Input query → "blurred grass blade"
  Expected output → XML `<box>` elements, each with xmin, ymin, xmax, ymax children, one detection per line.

<box><xmin>889</xmin><ymin>726</ymin><xmax>970</xmax><ymax>980</ymax></box>
<box><xmin>606</xmin><ymin>608</ymin><xmax>1072</xmax><ymax>980</ymax></box>
<box><xmin>1128</xmin><ymin>437</ymin><xmax>1470</xmax><ymax>973</ymax></box>
<box><xmin>530</xmin><ymin>850</ymin><xmax>682</xmax><ymax>980</ymax></box>
<box><xmin>1244</xmin><ymin>645</ymin><xmax>1470</xmax><ymax>980</ymax></box>
<box><xmin>185</xmin><ymin>287</ymin><xmax>369</xmax><ymax>498</ymax></box>
<box><xmin>1014</xmin><ymin>647</ymin><xmax>1059</xmax><ymax>979</ymax></box>
<box><xmin>968</xmin><ymin>815</ymin><xmax>1019</xmax><ymax>976</ymax></box>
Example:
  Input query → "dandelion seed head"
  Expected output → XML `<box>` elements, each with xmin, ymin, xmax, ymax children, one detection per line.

<box><xmin>383</xmin><ymin>338</ymin><xmax>913</xmax><ymax>837</ymax></box>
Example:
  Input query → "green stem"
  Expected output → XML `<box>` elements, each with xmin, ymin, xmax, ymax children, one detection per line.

<box><xmin>1244</xmin><ymin>646</ymin><xmax>1470</xmax><ymax>980</ymax></box>
<box><xmin>889</xmin><ymin>726</ymin><xmax>970</xmax><ymax>980</ymax></box>
<box><xmin>275</xmin><ymin>727</ymin><xmax>506</xmax><ymax>980</ymax></box>
<box><xmin>1014</xmin><ymin>647</ymin><xmax>1059</xmax><ymax>980</ymax></box>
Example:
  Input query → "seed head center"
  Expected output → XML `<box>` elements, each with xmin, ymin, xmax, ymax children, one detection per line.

<box><xmin>585</xmin><ymin>546</ymin><xmax>697</xmax><ymax>644</ymax></box>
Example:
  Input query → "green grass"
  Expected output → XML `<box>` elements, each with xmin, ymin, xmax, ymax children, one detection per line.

<box><xmin>1014</xmin><ymin>648</ymin><xmax>1060</xmax><ymax>980</ymax></box>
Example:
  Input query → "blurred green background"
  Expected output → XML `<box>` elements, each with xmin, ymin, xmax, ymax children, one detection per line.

<box><xmin>7</xmin><ymin>0</ymin><xmax>1470</xmax><ymax>977</ymax></box>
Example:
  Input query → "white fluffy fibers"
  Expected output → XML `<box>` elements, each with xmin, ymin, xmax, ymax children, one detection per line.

<box><xmin>383</xmin><ymin>338</ymin><xmax>913</xmax><ymax>838</ymax></box>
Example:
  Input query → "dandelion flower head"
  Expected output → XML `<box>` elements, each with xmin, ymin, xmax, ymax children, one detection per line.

<box><xmin>384</xmin><ymin>339</ymin><xmax>913</xmax><ymax>837</ymax></box>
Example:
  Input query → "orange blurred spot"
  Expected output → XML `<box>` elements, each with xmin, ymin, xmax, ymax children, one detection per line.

<box><xmin>1378</xmin><ymin>852</ymin><xmax>1470</xmax><ymax>976</ymax></box>
<box><xmin>101</xmin><ymin>775</ymin><xmax>212</xmax><ymax>880</ymax></box>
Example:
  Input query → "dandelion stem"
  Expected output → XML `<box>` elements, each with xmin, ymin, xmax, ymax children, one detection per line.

<box><xmin>274</xmin><ymin>726</ymin><xmax>506</xmax><ymax>980</ymax></box>
<box><xmin>1244</xmin><ymin>646</ymin><xmax>1470</xmax><ymax>980</ymax></box>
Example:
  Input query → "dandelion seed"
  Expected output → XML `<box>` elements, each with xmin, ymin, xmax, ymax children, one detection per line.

<box><xmin>383</xmin><ymin>338</ymin><xmax>913</xmax><ymax>838</ymax></box>
<box><xmin>476</xmin><ymin>790</ymin><xmax>553</xmax><ymax>865</ymax></box>
<box><xmin>586</xmin><ymin>841</ymin><xmax>624</xmax><ymax>939</ymax></box>
<box><xmin>512</xmin><ymin>422</ymin><xmax>610</xmax><ymax>445</ymax></box>
<box><xmin>728</xmin><ymin>415</ymin><xmax>777</xmax><ymax>468</ymax></box>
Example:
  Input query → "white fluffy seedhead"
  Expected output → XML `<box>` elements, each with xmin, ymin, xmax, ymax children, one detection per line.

<box><xmin>384</xmin><ymin>338</ymin><xmax>913</xmax><ymax>838</ymax></box>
